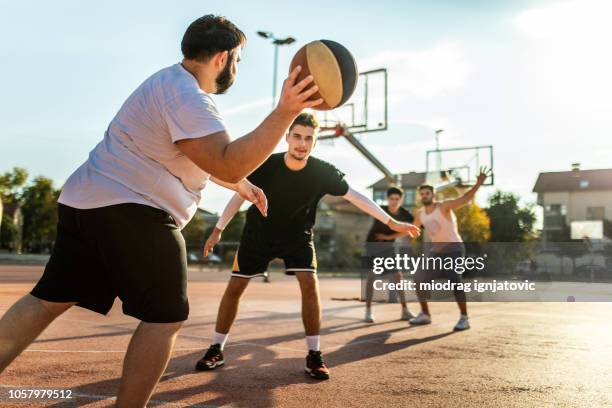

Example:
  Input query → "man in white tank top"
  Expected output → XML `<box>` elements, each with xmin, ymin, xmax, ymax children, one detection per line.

<box><xmin>410</xmin><ymin>168</ymin><xmax>490</xmax><ymax>331</ymax></box>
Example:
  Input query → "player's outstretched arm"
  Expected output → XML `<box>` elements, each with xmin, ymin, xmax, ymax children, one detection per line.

<box><xmin>203</xmin><ymin>193</ymin><xmax>246</xmax><ymax>257</ymax></box>
<box><xmin>440</xmin><ymin>166</ymin><xmax>492</xmax><ymax>212</ymax></box>
<box><xmin>177</xmin><ymin>66</ymin><xmax>323</xmax><ymax>183</ymax></box>
<box><xmin>343</xmin><ymin>187</ymin><xmax>420</xmax><ymax>238</ymax></box>
<box><xmin>210</xmin><ymin>177</ymin><xmax>267</xmax><ymax>217</ymax></box>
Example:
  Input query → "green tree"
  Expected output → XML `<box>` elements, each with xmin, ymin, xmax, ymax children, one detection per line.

<box><xmin>486</xmin><ymin>191</ymin><xmax>536</xmax><ymax>242</ymax></box>
<box><xmin>21</xmin><ymin>176</ymin><xmax>59</xmax><ymax>252</ymax></box>
<box><xmin>0</xmin><ymin>213</ymin><xmax>17</xmax><ymax>249</ymax></box>
<box><xmin>0</xmin><ymin>167</ymin><xmax>28</xmax><ymax>204</ymax></box>
<box><xmin>221</xmin><ymin>210</ymin><xmax>246</xmax><ymax>243</ymax></box>
<box><xmin>182</xmin><ymin>213</ymin><xmax>206</xmax><ymax>251</ymax></box>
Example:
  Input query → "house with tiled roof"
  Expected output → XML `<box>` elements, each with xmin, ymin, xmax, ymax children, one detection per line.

<box><xmin>533</xmin><ymin>164</ymin><xmax>612</xmax><ymax>241</ymax></box>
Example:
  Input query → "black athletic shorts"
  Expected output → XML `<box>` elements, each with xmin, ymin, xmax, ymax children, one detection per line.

<box><xmin>30</xmin><ymin>203</ymin><xmax>189</xmax><ymax>323</ymax></box>
<box><xmin>232</xmin><ymin>228</ymin><xmax>317</xmax><ymax>278</ymax></box>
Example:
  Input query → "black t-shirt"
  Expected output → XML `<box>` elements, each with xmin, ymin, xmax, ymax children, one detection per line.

<box><xmin>245</xmin><ymin>153</ymin><xmax>349</xmax><ymax>239</ymax></box>
<box><xmin>366</xmin><ymin>205</ymin><xmax>414</xmax><ymax>242</ymax></box>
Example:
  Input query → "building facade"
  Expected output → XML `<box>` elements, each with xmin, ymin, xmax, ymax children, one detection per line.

<box><xmin>533</xmin><ymin>165</ymin><xmax>612</xmax><ymax>241</ymax></box>
<box><xmin>369</xmin><ymin>172</ymin><xmax>427</xmax><ymax>208</ymax></box>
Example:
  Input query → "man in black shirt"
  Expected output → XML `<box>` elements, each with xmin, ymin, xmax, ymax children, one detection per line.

<box><xmin>195</xmin><ymin>113</ymin><xmax>420</xmax><ymax>380</ymax></box>
<box><xmin>364</xmin><ymin>187</ymin><xmax>415</xmax><ymax>323</ymax></box>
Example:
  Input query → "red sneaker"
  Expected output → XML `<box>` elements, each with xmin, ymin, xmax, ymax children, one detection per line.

<box><xmin>305</xmin><ymin>350</ymin><xmax>330</xmax><ymax>380</ymax></box>
<box><xmin>195</xmin><ymin>344</ymin><xmax>224</xmax><ymax>371</ymax></box>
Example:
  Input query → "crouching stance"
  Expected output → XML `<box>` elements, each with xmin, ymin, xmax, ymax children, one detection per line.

<box><xmin>196</xmin><ymin>113</ymin><xmax>420</xmax><ymax>380</ymax></box>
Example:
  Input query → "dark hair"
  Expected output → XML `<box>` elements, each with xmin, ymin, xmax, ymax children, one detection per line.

<box><xmin>387</xmin><ymin>187</ymin><xmax>404</xmax><ymax>197</ymax></box>
<box><xmin>181</xmin><ymin>15</ymin><xmax>246</xmax><ymax>62</ymax></box>
<box><xmin>289</xmin><ymin>113</ymin><xmax>319</xmax><ymax>131</ymax></box>
<box><xmin>418</xmin><ymin>184</ymin><xmax>435</xmax><ymax>193</ymax></box>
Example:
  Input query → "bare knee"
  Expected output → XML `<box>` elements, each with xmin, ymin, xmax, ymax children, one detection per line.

<box><xmin>225</xmin><ymin>277</ymin><xmax>250</xmax><ymax>298</ymax></box>
<box><xmin>296</xmin><ymin>273</ymin><xmax>318</xmax><ymax>294</ymax></box>
<box><xmin>139</xmin><ymin>320</ymin><xmax>184</xmax><ymax>336</ymax></box>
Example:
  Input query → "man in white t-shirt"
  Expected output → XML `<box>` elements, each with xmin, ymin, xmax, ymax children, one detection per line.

<box><xmin>0</xmin><ymin>15</ymin><xmax>322</xmax><ymax>407</ymax></box>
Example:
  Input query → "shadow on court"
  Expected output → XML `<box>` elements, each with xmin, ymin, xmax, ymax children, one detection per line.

<box><xmin>42</xmin><ymin>324</ymin><xmax>453</xmax><ymax>408</ymax></box>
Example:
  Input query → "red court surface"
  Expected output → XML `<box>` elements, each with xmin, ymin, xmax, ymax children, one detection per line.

<box><xmin>0</xmin><ymin>264</ymin><xmax>611</xmax><ymax>407</ymax></box>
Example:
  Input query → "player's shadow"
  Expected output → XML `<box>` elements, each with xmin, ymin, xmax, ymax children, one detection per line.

<box><xmin>43</xmin><ymin>323</ymin><xmax>453</xmax><ymax>408</ymax></box>
<box><xmin>182</xmin><ymin>303</ymin><xmax>369</xmax><ymax>330</ymax></box>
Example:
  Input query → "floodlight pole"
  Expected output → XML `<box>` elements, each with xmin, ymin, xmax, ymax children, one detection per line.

<box><xmin>272</xmin><ymin>43</ymin><xmax>279</xmax><ymax>107</ymax></box>
<box><xmin>435</xmin><ymin>128</ymin><xmax>444</xmax><ymax>172</ymax></box>
<box><xmin>257</xmin><ymin>31</ymin><xmax>296</xmax><ymax>108</ymax></box>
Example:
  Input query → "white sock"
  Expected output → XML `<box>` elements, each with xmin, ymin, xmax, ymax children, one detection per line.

<box><xmin>212</xmin><ymin>332</ymin><xmax>228</xmax><ymax>350</ymax></box>
<box><xmin>306</xmin><ymin>335</ymin><xmax>320</xmax><ymax>352</ymax></box>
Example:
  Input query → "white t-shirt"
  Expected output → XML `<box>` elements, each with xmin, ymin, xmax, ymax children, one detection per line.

<box><xmin>59</xmin><ymin>63</ymin><xmax>226</xmax><ymax>229</ymax></box>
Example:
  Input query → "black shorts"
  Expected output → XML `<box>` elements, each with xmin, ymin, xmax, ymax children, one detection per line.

<box><xmin>232</xmin><ymin>229</ymin><xmax>317</xmax><ymax>278</ymax></box>
<box><xmin>30</xmin><ymin>203</ymin><xmax>189</xmax><ymax>323</ymax></box>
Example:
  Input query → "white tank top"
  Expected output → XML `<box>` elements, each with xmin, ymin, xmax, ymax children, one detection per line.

<box><xmin>419</xmin><ymin>204</ymin><xmax>462</xmax><ymax>243</ymax></box>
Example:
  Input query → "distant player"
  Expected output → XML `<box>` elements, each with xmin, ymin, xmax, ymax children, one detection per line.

<box><xmin>363</xmin><ymin>187</ymin><xmax>415</xmax><ymax>323</ymax></box>
<box><xmin>410</xmin><ymin>168</ymin><xmax>491</xmax><ymax>331</ymax></box>
<box><xmin>195</xmin><ymin>113</ymin><xmax>420</xmax><ymax>380</ymax></box>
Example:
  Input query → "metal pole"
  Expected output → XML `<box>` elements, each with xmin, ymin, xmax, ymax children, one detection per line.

<box><xmin>272</xmin><ymin>43</ymin><xmax>279</xmax><ymax>108</ymax></box>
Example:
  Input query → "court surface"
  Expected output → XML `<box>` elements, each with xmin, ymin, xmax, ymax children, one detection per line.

<box><xmin>0</xmin><ymin>265</ymin><xmax>611</xmax><ymax>407</ymax></box>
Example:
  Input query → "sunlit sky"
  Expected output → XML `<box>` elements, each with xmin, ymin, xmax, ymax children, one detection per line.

<box><xmin>1</xmin><ymin>0</ymin><xmax>611</xmax><ymax>215</ymax></box>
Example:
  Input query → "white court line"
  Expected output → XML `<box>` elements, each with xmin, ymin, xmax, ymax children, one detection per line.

<box><xmin>0</xmin><ymin>384</ymin><xmax>213</xmax><ymax>407</ymax></box>
<box><xmin>23</xmin><ymin>347</ymin><xmax>208</xmax><ymax>353</ymax></box>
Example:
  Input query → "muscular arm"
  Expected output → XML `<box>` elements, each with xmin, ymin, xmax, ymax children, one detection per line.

<box><xmin>202</xmin><ymin>193</ymin><xmax>247</xmax><ymax>257</ymax></box>
<box><xmin>176</xmin><ymin>68</ymin><xmax>322</xmax><ymax>183</ymax></box>
<box><xmin>210</xmin><ymin>176</ymin><xmax>238</xmax><ymax>191</ymax></box>
<box><xmin>440</xmin><ymin>167</ymin><xmax>491</xmax><ymax>212</ymax></box>
<box><xmin>440</xmin><ymin>181</ymin><xmax>483</xmax><ymax>212</ymax></box>
<box><xmin>343</xmin><ymin>187</ymin><xmax>391</xmax><ymax>224</ymax></box>
<box><xmin>176</xmin><ymin>111</ymin><xmax>291</xmax><ymax>183</ymax></box>
<box><xmin>210</xmin><ymin>177</ymin><xmax>267</xmax><ymax>217</ymax></box>
<box><xmin>344</xmin><ymin>187</ymin><xmax>420</xmax><ymax>238</ymax></box>
<box><xmin>413</xmin><ymin>211</ymin><xmax>422</xmax><ymax>228</ymax></box>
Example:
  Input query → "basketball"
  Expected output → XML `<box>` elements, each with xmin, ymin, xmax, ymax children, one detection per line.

<box><xmin>289</xmin><ymin>40</ymin><xmax>358</xmax><ymax>111</ymax></box>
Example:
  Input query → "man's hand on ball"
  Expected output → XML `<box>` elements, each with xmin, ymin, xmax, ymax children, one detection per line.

<box><xmin>237</xmin><ymin>179</ymin><xmax>268</xmax><ymax>217</ymax></box>
<box><xmin>203</xmin><ymin>228</ymin><xmax>222</xmax><ymax>257</ymax></box>
<box><xmin>277</xmin><ymin>66</ymin><xmax>323</xmax><ymax>115</ymax></box>
<box><xmin>387</xmin><ymin>219</ymin><xmax>421</xmax><ymax>238</ymax></box>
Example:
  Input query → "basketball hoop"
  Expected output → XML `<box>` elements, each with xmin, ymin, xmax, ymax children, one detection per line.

<box><xmin>318</xmin><ymin>123</ymin><xmax>347</xmax><ymax>140</ymax></box>
<box><xmin>334</xmin><ymin>124</ymin><xmax>346</xmax><ymax>136</ymax></box>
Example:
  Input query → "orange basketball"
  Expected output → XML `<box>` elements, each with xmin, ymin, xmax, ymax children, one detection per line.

<box><xmin>289</xmin><ymin>40</ymin><xmax>358</xmax><ymax>111</ymax></box>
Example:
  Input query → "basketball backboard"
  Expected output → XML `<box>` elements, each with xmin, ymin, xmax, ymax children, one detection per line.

<box><xmin>318</xmin><ymin>68</ymin><xmax>387</xmax><ymax>139</ymax></box>
<box><xmin>425</xmin><ymin>145</ymin><xmax>494</xmax><ymax>189</ymax></box>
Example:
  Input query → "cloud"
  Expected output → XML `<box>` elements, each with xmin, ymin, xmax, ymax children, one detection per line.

<box><xmin>358</xmin><ymin>42</ymin><xmax>472</xmax><ymax>100</ymax></box>
<box><xmin>514</xmin><ymin>0</ymin><xmax>612</xmax><ymax>114</ymax></box>
<box><xmin>515</xmin><ymin>0</ymin><xmax>611</xmax><ymax>40</ymax></box>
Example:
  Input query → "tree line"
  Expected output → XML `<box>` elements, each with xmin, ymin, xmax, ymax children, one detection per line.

<box><xmin>1</xmin><ymin>166</ymin><xmax>538</xmax><ymax>255</ymax></box>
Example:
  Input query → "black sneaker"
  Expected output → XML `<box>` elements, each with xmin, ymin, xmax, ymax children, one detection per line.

<box><xmin>305</xmin><ymin>350</ymin><xmax>330</xmax><ymax>380</ymax></box>
<box><xmin>195</xmin><ymin>344</ymin><xmax>225</xmax><ymax>371</ymax></box>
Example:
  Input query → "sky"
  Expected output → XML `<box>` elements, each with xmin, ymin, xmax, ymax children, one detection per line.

<box><xmin>1</xmin><ymin>0</ymin><xmax>611</xmax><ymax>215</ymax></box>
